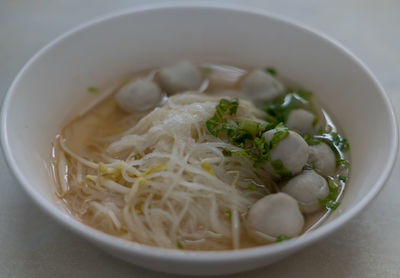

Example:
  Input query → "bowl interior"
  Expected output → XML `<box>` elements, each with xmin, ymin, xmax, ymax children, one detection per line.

<box><xmin>1</xmin><ymin>4</ymin><xmax>397</xmax><ymax>275</ymax></box>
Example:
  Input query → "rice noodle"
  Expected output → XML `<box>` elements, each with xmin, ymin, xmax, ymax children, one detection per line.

<box><xmin>56</xmin><ymin>93</ymin><xmax>274</xmax><ymax>250</ymax></box>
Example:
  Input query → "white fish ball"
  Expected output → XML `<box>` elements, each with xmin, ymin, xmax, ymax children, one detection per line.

<box><xmin>240</xmin><ymin>70</ymin><xmax>284</xmax><ymax>102</ymax></box>
<box><xmin>264</xmin><ymin>130</ymin><xmax>309</xmax><ymax>176</ymax></box>
<box><xmin>286</xmin><ymin>109</ymin><xmax>319</xmax><ymax>134</ymax></box>
<box><xmin>158</xmin><ymin>61</ymin><xmax>203</xmax><ymax>94</ymax></box>
<box><xmin>116</xmin><ymin>79</ymin><xmax>162</xmax><ymax>113</ymax></box>
<box><xmin>308</xmin><ymin>143</ymin><xmax>336</xmax><ymax>176</ymax></box>
<box><xmin>281</xmin><ymin>170</ymin><xmax>329</xmax><ymax>213</ymax></box>
<box><xmin>246</xmin><ymin>193</ymin><xmax>304</xmax><ymax>242</ymax></box>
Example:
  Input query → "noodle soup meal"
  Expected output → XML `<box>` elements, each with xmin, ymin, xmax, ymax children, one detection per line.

<box><xmin>52</xmin><ymin>61</ymin><xmax>350</xmax><ymax>250</ymax></box>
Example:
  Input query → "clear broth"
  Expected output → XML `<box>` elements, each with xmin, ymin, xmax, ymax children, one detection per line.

<box><xmin>51</xmin><ymin>64</ymin><xmax>349</xmax><ymax>250</ymax></box>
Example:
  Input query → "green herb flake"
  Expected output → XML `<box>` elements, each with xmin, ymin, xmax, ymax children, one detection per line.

<box><xmin>271</xmin><ymin>160</ymin><xmax>292</xmax><ymax>178</ymax></box>
<box><xmin>227</xmin><ymin>127</ymin><xmax>253</xmax><ymax>146</ymax></box>
<box><xmin>270</xmin><ymin>123</ymin><xmax>289</xmax><ymax>149</ymax></box>
<box><xmin>339</xmin><ymin>175</ymin><xmax>347</xmax><ymax>183</ymax></box>
<box><xmin>312</xmin><ymin>116</ymin><xmax>319</xmax><ymax>127</ymax></box>
<box><xmin>88</xmin><ymin>87</ymin><xmax>99</xmax><ymax>93</ymax></box>
<box><xmin>331</xmin><ymin>132</ymin><xmax>350</xmax><ymax>151</ymax></box>
<box><xmin>248</xmin><ymin>183</ymin><xmax>257</xmax><ymax>191</ymax></box>
<box><xmin>206</xmin><ymin>100</ymin><xmax>292</xmax><ymax>170</ymax></box>
<box><xmin>325</xmin><ymin>200</ymin><xmax>340</xmax><ymax>210</ymax></box>
<box><xmin>224</xmin><ymin>210</ymin><xmax>232</xmax><ymax>220</ymax></box>
<box><xmin>176</xmin><ymin>241</ymin><xmax>183</xmax><ymax>249</ymax></box>
<box><xmin>276</xmin><ymin>235</ymin><xmax>291</xmax><ymax>242</ymax></box>
<box><xmin>205</xmin><ymin>98</ymin><xmax>239</xmax><ymax>137</ymax></box>
<box><xmin>319</xmin><ymin>178</ymin><xmax>340</xmax><ymax>210</ymax></box>
<box><xmin>252</xmin><ymin>136</ymin><xmax>270</xmax><ymax>166</ymax></box>
<box><xmin>296</xmin><ymin>90</ymin><xmax>313</xmax><ymax>101</ymax></box>
<box><xmin>215</xmin><ymin>123</ymin><xmax>285</xmax><ymax>169</ymax></box>
<box><xmin>228</xmin><ymin>149</ymin><xmax>257</xmax><ymax>161</ymax></box>
<box><xmin>337</xmin><ymin>159</ymin><xmax>350</xmax><ymax>168</ymax></box>
<box><xmin>303</xmin><ymin>165</ymin><xmax>314</xmax><ymax>170</ymax></box>
<box><xmin>261</xmin><ymin>90</ymin><xmax>313</xmax><ymax>125</ymax></box>
<box><xmin>303</xmin><ymin>131</ymin><xmax>350</xmax><ymax>168</ymax></box>
<box><xmin>238</xmin><ymin>118</ymin><xmax>259</xmax><ymax>138</ymax></box>
<box><xmin>258</xmin><ymin>121</ymin><xmax>274</xmax><ymax>135</ymax></box>
<box><xmin>224</xmin><ymin>99</ymin><xmax>239</xmax><ymax>115</ymax></box>
<box><xmin>303</xmin><ymin>133</ymin><xmax>321</xmax><ymax>146</ymax></box>
<box><xmin>265</xmin><ymin>67</ymin><xmax>277</xmax><ymax>76</ymax></box>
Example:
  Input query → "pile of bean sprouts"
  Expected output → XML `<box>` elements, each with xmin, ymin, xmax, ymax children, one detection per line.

<box><xmin>56</xmin><ymin>93</ymin><xmax>275</xmax><ymax>250</ymax></box>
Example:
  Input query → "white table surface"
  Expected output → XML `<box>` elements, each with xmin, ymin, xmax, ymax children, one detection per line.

<box><xmin>1</xmin><ymin>1</ymin><xmax>399</xmax><ymax>277</ymax></box>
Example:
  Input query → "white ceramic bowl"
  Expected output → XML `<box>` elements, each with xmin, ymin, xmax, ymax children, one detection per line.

<box><xmin>1</xmin><ymin>3</ymin><xmax>398</xmax><ymax>276</ymax></box>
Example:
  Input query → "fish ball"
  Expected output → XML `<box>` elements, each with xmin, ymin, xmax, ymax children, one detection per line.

<box><xmin>116</xmin><ymin>79</ymin><xmax>162</xmax><ymax>113</ymax></box>
<box><xmin>281</xmin><ymin>170</ymin><xmax>329</xmax><ymax>213</ymax></box>
<box><xmin>246</xmin><ymin>193</ymin><xmax>304</xmax><ymax>242</ymax></box>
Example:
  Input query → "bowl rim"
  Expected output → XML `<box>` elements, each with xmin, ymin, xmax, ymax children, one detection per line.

<box><xmin>1</xmin><ymin>1</ymin><xmax>398</xmax><ymax>262</ymax></box>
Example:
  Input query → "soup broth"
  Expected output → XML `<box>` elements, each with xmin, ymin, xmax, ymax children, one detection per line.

<box><xmin>52</xmin><ymin>62</ymin><xmax>349</xmax><ymax>250</ymax></box>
